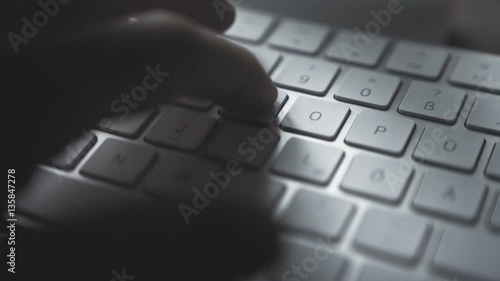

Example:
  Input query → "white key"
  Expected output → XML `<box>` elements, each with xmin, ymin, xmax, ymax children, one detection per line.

<box><xmin>144</xmin><ymin>106</ymin><xmax>217</xmax><ymax>152</ymax></box>
<box><xmin>279</xmin><ymin>190</ymin><xmax>355</xmax><ymax>240</ymax></box>
<box><xmin>354</xmin><ymin>208</ymin><xmax>431</xmax><ymax>263</ymax></box>
<box><xmin>269</xmin><ymin>19</ymin><xmax>329</xmax><ymax>54</ymax></box>
<box><xmin>345</xmin><ymin>111</ymin><xmax>416</xmax><ymax>156</ymax></box>
<box><xmin>487</xmin><ymin>143</ymin><xmax>500</xmax><ymax>180</ymax></box>
<box><xmin>357</xmin><ymin>265</ymin><xmax>425</xmax><ymax>281</ymax></box>
<box><xmin>334</xmin><ymin>68</ymin><xmax>401</xmax><ymax>109</ymax></box>
<box><xmin>386</xmin><ymin>42</ymin><xmax>449</xmax><ymax>79</ymax></box>
<box><xmin>275</xmin><ymin>58</ymin><xmax>339</xmax><ymax>96</ymax></box>
<box><xmin>449</xmin><ymin>53</ymin><xmax>500</xmax><ymax>93</ymax></box>
<box><xmin>272</xmin><ymin>138</ymin><xmax>344</xmax><ymax>185</ymax></box>
<box><xmin>80</xmin><ymin>139</ymin><xmax>156</xmax><ymax>186</ymax></box>
<box><xmin>413</xmin><ymin>126</ymin><xmax>485</xmax><ymax>172</ymax></box>
<box><xmin>281</xmin><ymin>97</ymin><xmax>350</xmax><ymax>140</ymax></box>
<box><xmin>434</xmin><ymin>227</ymin><xmax>500</xmax><ymax>281</ymax></box>
<box><xmin>466</xmin><ymin>96</ymin><xmax>500</xmax><ymax>136</ymax></box>
<box><xmin>206</xmin><ymin>122</ymin><xmax>279</xmax><ymax>168</ymax></box>
<box><xmin>224</xmin><ymin>9</ymin><xmax>275</xmax><ymax>42</ymax></box>
<box><xmin>266</xmin><ymin>240</ymin><xmax>347</xmax><ymax>281</ymax></box>
<box><xmin>141</xmin><ymin>151</ymin><xmax>218</xmax><ymax>198</ymax></box>
<box><xmin>492</xmin><ymin>194</ymin><xmax>500</xmax><ymax>231</ymax></box>
<box><xmin>99</xmin><ymin>108</ymin><xmax>157</xmax><ymax>137</ymax></box>
<box><xmin>325</xmin><ymin>30</ymin><xmax>388</xmax><ymax>66</ymax></box>
<box><xmin>341</xmin><ymin>154</ymin><xmax>414</xmax><ymax>203</ymax></box>
<box><xmin>399</xmin><ymin>81</ymin><xmax>466</xmax><ymax>124</ymax></box>
<box><xmin>413</xmin><ymin>170</ymin><xmax>487</xmax><ymax>223</ymax></box>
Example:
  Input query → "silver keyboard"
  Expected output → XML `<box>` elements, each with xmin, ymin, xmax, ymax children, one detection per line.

<box><xmin>19</xmin><ymin>8</ymin><xmax>500</xmax><ymax>281</ymax></box>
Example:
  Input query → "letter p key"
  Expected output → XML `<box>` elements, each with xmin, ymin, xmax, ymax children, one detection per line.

<box><xmin>374</xmin><ymin>125</ymin><xmax>387</xmax><ymax>135</ymax></box>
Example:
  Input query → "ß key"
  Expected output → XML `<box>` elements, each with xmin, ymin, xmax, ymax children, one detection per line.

<box><xmin>398</xmin><ymin>81</ymin><xmax>466</xmax><ymax>124</ymax></box>
<box><xmin>345</xmin><ymin>111</ymin><xmax>415</xmax><ymax>156</ymax></box>
<box><xmin>334</xmin><ymin>68</ymin><xmax>401</xmax><ymax>110</ymax></box>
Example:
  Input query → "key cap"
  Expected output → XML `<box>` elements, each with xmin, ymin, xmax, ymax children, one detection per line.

<box><xmin>172</xmin><ymin>96</ymin><xmax>213</xmax><ymax>111</ymax></box>
<box><xmin>269</xmin><ymin>19</ymin><xmax>329</xmax><ymax>54</ymax></box>
<box><xmin>345</xmin><ymin>111</ymin><xmax>415</xmax><ymax>156</ymax></box>
<box><xmin>334</xmin><ymin>68</ymin><xmax>401</xmax><ymax>109</ymax></box>
<box><xmin>357</xmin><ymin>265</ymin><xmax>425</xmax><ymax>281</ymax></box>
<box><xmin>224</xmin><ymin>9</ymin><xmax>275</xmax><ymax>42</ymax></box>
<box><xmin>80</xmin><ymin>139</ymin><xmax>156</xmax><ymax>185</ymax></box>
<box><xmin>281</xmin><ymin>97</ymin><xmax>350</xmax><ymax>140</ymax></box>
<box><xmin>386</xmin><ymin>42</ymin><xmax>449</xmax><ymax>79</ymax></box>
<box><xmin>272</xmin><ymin>138</ymin><xmax>344</xmax><ymax>185</ymax></box>
<box><xmin>413</xmin><ymin>126</ymin><xmax>485</xmax><ymax>172</ymax></box>
<box><xmin>354</xmin><ymin>208</ymin><xmax>431</xmax><ymax>263</ymax></box>
<box><xmin>206</xmin><ymin>122</ymin><xmax>279</xmax><ymax>169</ymax></box>
<box><xmin>413</xmin><ymin>170</ymin><xmax>487</xmax><ymax>222</ymax></box>
<box><xmin>247</xmin><ymin>46</ymin><xmax>282</xmax><ymax>74</ymax></box>
<box><xmin>279</xmin><ymin>189</ymin><xmax>355</xmax><ymax>241</ymax></box>
<box><xmin>341</xmin><ymin>154</ymin><xmax>414</xmax><ymax>203</ymax></box>
<box><xmin>219</xmin><ymin>90</ymin><xmax>288</xmax><ymax>125</ymax></box>
<box><xmin>325</xmin><ymin>30</ymin><xmax>389</xmax><ymax>66</ymax></box>
<box><xmin>266</xmin><ymin>240</ymin><xmax>346</xmax><ymax>281</ymax></box>
<box><xmin>222</xmin><ymin>174</ymin><xmax>285</xmax><ymax>213</ymax></box>
<box><xmin>449</xmin><ymin>53</ymin><xmax>500</xmax><ymax>93</ymax></box>
<box><xmin>487</xmin><ymin>143</ymin><xmax>500</xmax><ymax>180</ymax></box>
<box><xmin>466</xmin><ymin>96</ymin><xmax>500</xmax><ymax>136</ymax></box>
<box><xmin>18</xmin><ymin>169</ymin><xmax>147</xmax><ymax>226</ymax></box>
<box><xmin>99</xmin><ymin>108</ymin><xmax>157</xmax><ymax>137</ymax></box>
<box><xmin>433</xmin><ymin>227</ymin><xmax>500</xmax><ymax>281</ymax></box>
<box><xmin>492</xmin><ymin>194</ymin><xmax>500</xmax><ymax>231</ymax></box>
<box><xmin>275</xmin><ymin>58</ymin><xmax>339</xmax><ymax>96</ymax></box>
<box><xmin>49</xmin><ymin>132</ymin><xmax>97</xmax><ymax>170</ymax></box>
<box><xmin>141</xmin><ymin>150</ymin><xmax>218</xmax><ymax>199</ymax></box>
<box><xmin>399</xmin><ymin>81</ymin><xmax>466</xmax><ymax>124</ymax></box>
<box><xmin>144</xmin><ymin>106</ymin><xmax>217</xmax><ymax>152</ymax></box>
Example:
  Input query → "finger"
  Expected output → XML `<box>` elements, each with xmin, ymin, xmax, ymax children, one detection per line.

<box><xmin>9</xmin><ymin>0</ymin><xmax>236</xmax><ymax>32</ymax></box>
<box><xmin>17</xmin><ymin>171</ymin><xmax>280</xmax><ymax>281</ymax></box>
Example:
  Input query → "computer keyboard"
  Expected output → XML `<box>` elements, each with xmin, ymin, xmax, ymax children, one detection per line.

<box><xmin>18</xmin><ymin>7</ymin><xmax>500</xmax><ymax>281</ymax></box>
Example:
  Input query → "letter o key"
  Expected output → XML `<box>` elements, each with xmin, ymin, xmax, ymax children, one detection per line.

<box><xmin>360</xmin><ymin>88</ymin><xmax>372</xmax><ymax>97</ymax></box>
<box><xmin>310</xmin><ymin>111</ymin><xmax>322</xmax><ymax>121</ymax></box>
